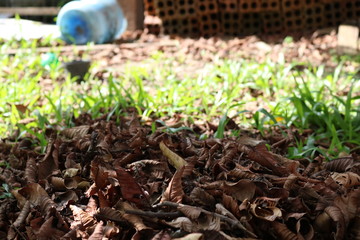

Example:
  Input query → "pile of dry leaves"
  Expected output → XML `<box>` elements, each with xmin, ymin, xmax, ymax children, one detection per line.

<box><xmin>1</xmin><ymin>110</ymin><xmax>360</xmax><ymax>240</ymax></box>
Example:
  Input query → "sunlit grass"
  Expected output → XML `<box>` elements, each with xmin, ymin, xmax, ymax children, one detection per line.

<box><xmin>1</xmin><ymin>38</ymin><xmax>360</xmax><ymax>158</ymax></box>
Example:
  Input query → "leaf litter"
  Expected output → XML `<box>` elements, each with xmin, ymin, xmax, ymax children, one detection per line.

<box><xmin>1</xmin><ymin>110</ymin><xmax>360</xmax><ymax>239</ymax></box>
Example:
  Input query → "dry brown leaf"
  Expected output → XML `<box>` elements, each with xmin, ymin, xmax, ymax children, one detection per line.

<box><xmin>250</xmin><ymin>197</ymin><xmax>282</xmax><ymax>221</ymax></box>
<box><xmin>25</xmin><ymin>158</ymin><xmax>37</xmax><ymax>183</ymax></box>
<box><xmin>61</xmin><ymin>125</ymin><xmax>91</xmax><ymax>139</ymax></box>
<box><xmin>177</xmin><ymin>205</ymin><xmax>202</xmax><ymax>219</ymax></box>
<box><xmin>324</xmin><ymin>206</ymin><xmax>345</xmax><ymax>240</ymax></box>
<box><xmin>118</xmin><ymin>201</ymin><xmax>150</xmax><ymax>232</ymax></box>
<box><xmin>151</xmin><ymin>230</ymin><xmax>172</xmax><ymax>240</ymax></box>
<box><xmin>36</xmin><ymin>216</ymin><xmax>67</xmax><ymax>239</ymax></box>
<box><xmin>324</xmin><ymin>157</ymin><xmax>356</xmax><ymax>172</ymax></box>
<box><xmin>38</xmin><ymin>137</ymin><xmax>60</xmax><ymax>180</ymax></box>
<box><xmin>222</xmin><ymin>194</ymin><xmax>241</xmax><ymax>218</ymax></box>
<box><xmin>190</xmin><ymin>187</ymin><xmax>216</xmax><ymax>207</ymax></box>
<box><xmin>331</xmin><ymin>172</ymin><xmax>360</xmax><ymax>188</ymax></box>
<box><xmin>88</xmin><ymin>221</ymin><xmax>104</xmax><ymax>240</ymax></box>
<box><xmin>70</xmin><ymin>205</ymin><xmax>97</xmax><ymax>229</ymax></box>
<box><xmin>223</xmin><ymin>179</ymin><xmax>256</xmax><ymax>202</ymax></box>
<box><xmin>161</xmin><ymin>166</ymin><xmax>185</xmax><ymax>203</ymax></box>
<box><xmin>295</xmin><ymin>218</ymin><xmax>314</xmax><ymax>240</ymax></box>
<box><xmin>12</xmin><ymin>200</ymin><xmax>30</xmax><ymax>228</ymax></box>
<box><xmin>160</xmin><ymin>141</ymin><xmax>187</xmax><ymax>170</ymax></box>
<box><xmin>271</xmin><ymin>221</ymin><xmax>299</xmax><ymax>240</ymax></box>
<box><xmin>166</xmin><ymin>217</ymin><xmax>194</xmax><ymax>232</ymax></box>
<box><xmin>95</xmin><ymin>207</ymin><xmax>124</xmax><ymax>223</ymax></box>
<box><xmin>18</xmin><ymin>183</ymin><xmax>49</xmax><ymax>207</ymax></box>
<box><xmin>173</xmin><ymin>233</ymin><xmax>204</xmax><ymax>240</ymax></box>
<box><xmin>115</xmin><ymin>166</ymin><xmax>149</xmax><ymax>206</ymax></box>
<box><xmin>215</xmin><ymin>203</ymin><xmax>237</xmax><ymax>220</ymax></box>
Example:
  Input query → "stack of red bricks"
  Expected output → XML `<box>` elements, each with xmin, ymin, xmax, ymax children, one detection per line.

<box><xmin>144</xmin><ymin>0</ymin><xmax>360</xmax><ymax>37</ymax></box>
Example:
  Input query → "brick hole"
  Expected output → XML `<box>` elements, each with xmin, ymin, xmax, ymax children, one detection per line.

<box><xmin>224</xmin><ymin>13</ymin><xmax>231</xmax><ymax>20</ymax></box>
<box><xmin>295</xmin><ymin>19</ymin><xmax>301</xmax><ymax>25</ymax></box>
<box><xmin>324</xmin><ymin>4</ymin><xmax>332</xmax><ymax>11</ymax></box>
<box><xmin>192</xmin><ymin>27</ymin><xmax>198</xmax><ymax>32</ymax></box>
<box><xmin>251</xmin><ymin>2</ymin><xmax>257</xmax><ymax>9</ymax></box>
<box><xmin>171</xmin><ymin>19</ymin><xmax>178</xmax><ymax>25</ymax></box>
<box><xmin>157</xmin><ymin>1</ymin><xmax>164</xmax><ymax>8</ymax></box>
<box><xmin>179</xmin><ymin>0</ymin><xmax>185</xmax><ymax>6</ymax></box>
<box><xmin>163</xmin><ymin>20</ymin><xmax>170</xmax><ymax>26</ymax></box>
<box><xmin>210</xmin><ymin>13</ymin><xmax>217</xmax><ymax>19</ymax></box>
<box><xmin>166</xmin><ymin>1</ymin><xmax>173</xmax><ymax>7</ymax></box>
<box><xmin>182</xmin><ymin>19</ymin><xmax>188</xmax><ymax>24</ymax></box>
<box><xmin>209</xmin><ymin>3</ymin><xmax>215</xmax><ymax>10</ymax></box>
<box><xmin>202</xmin><ymin>15</ymin><xmax>208</xmax><ymax>21</ymax></box>
<box><xmin>233</xmin><ymin>23</ymin><xmax>239</xmax><ymax>28</ymax></box>
<box><xmin>148</xmin><ymin>6</ymin><xmax>154</xmax><ymax>11</ymax></box>
<box><xmin>159</xmin><ymin>11</ymin><xmax>166</xmax><ymax>17</ymax></box>
<box><xmin>334</xmin><ymin>2</ymin><xmax>340</xmax><ymax>8</ymax></box>
<box><xmin>356</xmin><ymin>2</ymin><xmax>360</xmax><ymax>7</ymax></box>
<box><xmin>183</xmin><ymin>29</ymin><xmax>189</xmax><ymax>34</ymax></box>
<box><xmin>180</xmin><ymin>9</ymin><xmax>186</xmax><ymax>14</ymax></box>
<box><xmin>274</xmin><ymin>12</ymin><xmax>279</xmax><ymax>17</ymax></box>
<box><xmin>189</xmin><ymin>8</ymin><xmax>195</xmax><ymax>14</ymax></box>
<box><xmin>284</xmin><ymin>1</ymin><xmax>291</xmax><ymax>7</ymax></box>
<box><xmin>203</xmin><ymin>24</ymin><xmax>209</xmax><ymax>30</ymax></box>
<box><xmin>191</xmin><ymin>18</ymin><xmax>197</xmax><ymax>24</ymax></box>
<box><xmin>148</xmin><ymin>0</ymin><xmax>153</xmax><ymax>2</ymax></box>
<box><xmin>294</xmin><ymin>0</ymin><xmax>300</xmax><ymax>6</ymax></box>
<box><xmin>307</xmin><ymin>18</ymin><xmax>313</xmax><ymax>24</ymax></box>
<box><xmin>285</xmin><ymin>11</ymin><xmax>292</xmax><ymax>17</ymax></box>
<box><xmin>230</xmin><ymin>3</ymin><xmax>236</xmax><ymax>9</ymax></box>
<box><xmin>243</xmin><ymin>13</ymin><xmax>250</xmax><ymax>18</ymax></box>
<box><xmin>199</xmin><ymin>4</ymin><xmax>206</xmax><ymax>11</ymax></box>
<box><xmin>242</xmin><ymin>3</ymin><xmax>249</xmax><ymax>9</ymax></box>
<box><xmin>266</xmin><ymin>23</ymin><xmax>272</xmax><ymax>28</ymax></box>
<box><xmin>220</xmin><ymin>3</ymin><xmax>226</xmax><ymax>9</ymax></box>
<box><xmin>271</xmin><ymin>2</ymin><xmax>278</xmax><ymax>8</ymax></box>
<box><xmin>305</xmin><ymin>0</ymin><xmax>311</xmax><ymax>4</ymax></box>
<box><xmin>306</xmin><ymin>9</ymin><xmax>312</xmax><ymax>15</ymax></box>
<box><xmin>173</xmin><ymin>29</ymin><xmax>178</xmax><ymax>34</ymax></box>
<box><xmin>334</xmin><ymin>11</ymin><xmax>341</xmax><ymax>18</ymax></box>
<box><xmin>316</xmin><ymin>17</ymin><xmax>322</xmax><ymax>22</ymax></box>
<box><xmin>225</xmin><ymin>23</ymin><xmax>230</xmax><ymax>28</ymax></box>
<box><xmin>233</xmin><ymin>13</ymin><xmax>239</xmax><ymax>19</ymax></box>
<box><xmin>212</xmin><ymin>23</ymin><xmax>218</xmax><ymax>29</ymax></box>
<box><xmin>275</xmin><ymin>21</ymin><xmax>281</xmax><ymax>26</ymax></box>
<box><xmin>325</xmin><ymin>13</ymin><xmax>331</xmax><ymax>19</ymax></box>
<box><xmin>346</xmin><ymin>2</ymin><xmax>352</xmax><ymax>8</ymax></box>
<box><xmin>262</xmin><ymin>2</ymin><xmax>268</xmax><ymax>8</ymax></box>
<box><xmin>188</xmin><ymin>0</ymin><xmax>194</xmax><ymax>4</ymax></box>
<box><xmin>168</xmin><ymin>10</ymin><xmax>174</xmax><ymax>15</ymax></box>
<box><xmin>294</xmin><ymin>10</ymin><xmax>301</xmax><ymax>17</ymax></box>
<box><xmin>244</xmin><ymin>22</ymin><xmax>251</xmax><ymax>28</ymax></box>
<box><xmin>287</xmin><ymin>20</ymin><xmax>293</xmax><ymax>26</ymax></box>
<box><xmin>347</xmin><ymin>12</ymin><xmax>354</xmax><ymax>18</ymax></box>
<box><xmin>315</xmin><ymin>7</ymin><xmax>321</xmax><ymax>14</ymax></box>
<box><xmin>254</xmin><ymin>22</ymin><xmax>260</xmax><ymax>28</ymax></box>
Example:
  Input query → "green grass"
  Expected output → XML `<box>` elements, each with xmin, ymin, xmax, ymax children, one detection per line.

<box><xmin>1</xmin><ymin>38</ymin><xmax>360</xmax><ymax>159</ymax></box>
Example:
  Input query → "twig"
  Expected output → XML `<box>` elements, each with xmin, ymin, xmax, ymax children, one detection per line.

<box><xmin>156</xmin><ymin>201</ymin><xmax>257</xmax><ymax>238</ymax></box>
<box><xmin>124</xmin><ymin>209</ymin><xmax>183</xmax><ymax>219</ymax></box>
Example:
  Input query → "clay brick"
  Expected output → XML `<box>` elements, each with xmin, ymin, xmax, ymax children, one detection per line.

<box><xmin>304</xmin><ymin>5</ymin><xmax>325</xmax><ymax>30</ymax></box>
<box><xmin>240</xmin><ymin>12</ymin><xmax>262</xmax><ymax>35</ymax></box>
<box><xmin>323</xmin><ymin>1</ymin><xmax>344</xmax><ymax>27</ymax></box>
<box><xmin>177</xmin><ymin>0</ymin><xmax>196</xmax><ymax>17</ymax></box>
<box><xmin>282</xmin><ymin>8</ymin><xmax>305</xmax><ymax>31</ymax></box>
<box><xmin>239</xmin><ymin>0</ymin><xmax>262</xmax><ymax>13</ymax></box>
<box><xmin>262</xmin><ymin>11</ymin><xmax>283</xmax><ymax>34</ymax></box>
<box><xmin>220</xmin><ymin>11</ymin><xmax>242</xmax><ymax>36</ymax></box>
<box><xmin>261</xmin><ymin>0</ymin><xmax>280</xmax><ymax>12</ymax></box>
<box><xmin>144</xmin><ymin>0</ymin><xmax>156</xmax><ymax>16</ymax></box>
<box><xmin>282</xmin><ymin>0</ymin><xmax>304</xmax><ymax>10</ymax></box>
<box><xmin>218</xmin><ymin>0</ymin><xmax>238</xmax><ymax>13</ymax></box>
<box><xmin>196</xmin><ymin>0</ymin><xmax>218</xmax><ymax>14</ymax></box>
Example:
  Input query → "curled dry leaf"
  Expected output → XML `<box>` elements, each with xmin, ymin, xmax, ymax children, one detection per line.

<box><xmin>331</xmin><ymin>172</ymin><xmax>360</xmax><ymax>188</ymax></box>
<box><xmin>190</xmin><ymin>187</ymin><xmax>216</xmax><ymax>207</ymax></box>
<box><xmin>324</xmin><ymin>206</ymin><xmax>345</xmax><ymax>240</ymax></box>
<box><xmin>95</xmin><ymin>207</ymin><xmax>124</xmax><ymax>223</ymax></box>
<box><xmin>271</xmin><ymin>221</ymin><xmax>299</xmax><ymax>240</ymax></box>
<box><xmin>88</xmin><ymin>221</ymin><xmax>104</xmax><ymax>240</ymax></box>
<box><xmin>61</xmin><ymin>125</ymin><xmax>91</xmax><ymax>139</ymax></box>
<box><xmin>127</xmin><ymin>159</ymin><xmax>168</xmax><ymax>179</ymax></box>
<box><xmin>250</xmin><ymin>197</ymin><xmax>282</xmax><ymax>222</ymax></box>
<box><xmin>18</xmin><ymin>183</ymin><xmax>49</xmax><ymax>207</ymax></box>
<box><xmin>161</xmin><ymin>166</ymin><xmax>185</xmax><ymax>203</ymax></box>
<box><xmin>12</xmin><ymin>200</ymin><xmax>30</xmax><ymax>228</ymax></box>
<box><xmin>324</xmin><ymin>157</ymin><xmax>355</xmax><ymax>172</ymax></box>
<box><xmin>117</xmin><ymin>201</ymin><xmax>150</xmax><ymax>232</ymax></box>
<box><xmin>25</xmin><ymin>158</ymin><xmax>37</xmax><ymax>183</ymax></box>
<box><xmin>173</xmin><ymin>233</ymin><xmax>203</xmax><ymax>240</ymax></box>
<box><xmin>223</xmin><ymin>179</ymin><xmax>256</xmax><ymax>202</ymax></box>
<box><xmin>166</xmin><ymin>217</ymin><xmax>194</xmax><ymax>232</ymax></box>
<box><xmin>115</xmin><ymin>166</ymin><xmax>149</xmax><ymax>206</ymax></box>
<box><xmin>296</xmin><ymin>218</ymin><xmax>314</xmax><ymax>240</ymax></box>
<box><xmin>215</xmin><ymin>203</ymin><xmax>237</xmax><ymax>221</ymax></box>
<box><xmin>70</xmin><ymin>204</ymin><xmax>97</xmax><ymax>229</ymax></box>
<box><xmin>222</xmin><ymin>194</ymin><xmax>241</xmax><ymax>218</ymax></box>
<box><xmin>151</xmin><ymin>230</ymin><xmax>172</xmax><ymax>240</ymax></box>
<box><xmin>160</xmin><ymin>141</ymin><xmax>187</xmax><ymax>170</ymax></box>
<box><xmin>177</xmin><ymin>205</ymin><xmax>202</xmax><ymax>219</ymax></box>
<box><xmin>36</xmin><ymin>216</ymin><xmax>67</xmax><ymax>239</ymax></box>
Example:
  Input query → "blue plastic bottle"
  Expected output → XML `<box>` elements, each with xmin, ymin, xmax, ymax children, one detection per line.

<box><xmin>57</xmin><ymin>0</ymin><xmax>127</xmax><ymax>45</ymax></box>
